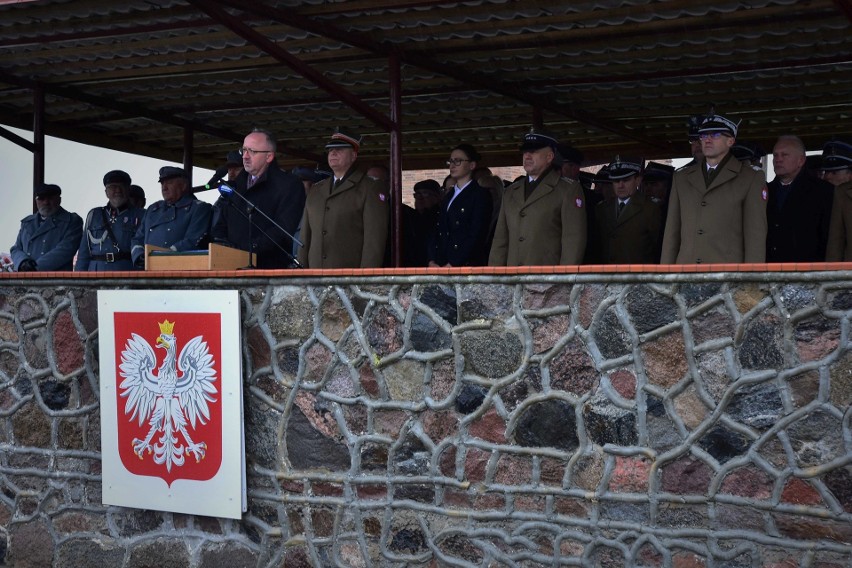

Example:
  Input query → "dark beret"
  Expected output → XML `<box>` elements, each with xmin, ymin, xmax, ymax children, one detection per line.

<box><xmin>413</xmin><ymin>179</ymin><xmax>442</xmax><ymax>194</ymax></box>
<box><xmin>225</xmin><ymin>151</ymin><xmax>242</xmax><ymax>166</ymax></box>
<box><xmin>34</xmin><ymin>183</ymin><xmax>61</xmax><ymax>197</ymax></box>
<box><xmin>158</xmin><ymin>166</ymin><xmax>186</xmax><ymax>182</ymax></box>
<box><xmin>129</xmin><ymin>185</ymin><xmax>145</xmax><ymax>199</ymax></box>
<box><xmin>103</xmin><ymin>169</ymin><xmax>131</xmax><ymax>187</ymax></box>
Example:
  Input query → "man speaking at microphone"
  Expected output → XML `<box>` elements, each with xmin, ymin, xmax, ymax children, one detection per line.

<box><xmin>211</xmin><ymin>128</ymin><xmax>305</xmax><ymax>269</ymax></box>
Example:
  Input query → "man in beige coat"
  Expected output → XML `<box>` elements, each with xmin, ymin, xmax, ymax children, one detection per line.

<box><xmin>661</xmin><ymin>113</ymin><xmax>767</xmax><ymax>264</ymax></box>
<box><xmin>825</xmin><ymin>181</ymin><xmax>852</xmax><ymax>262</ymax></box>
<box><xmin>297</xmin><ymin>129</ymin><xmax>388</xmax><ymax>268</ymax></box>
<box><xmin>488</xmin><ymin>129</ymin><xmax>586</xmax><ymax>266</ymax></box>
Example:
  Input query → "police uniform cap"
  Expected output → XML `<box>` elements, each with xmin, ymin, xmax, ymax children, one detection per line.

<box><xmin>413</xmin><ymin>179</ymin><xmax>442</xmax><ymax>195</ymax></box>
<box><xmin>557</xmin><ymin>144</ymin><xmax>583</xmax><ymax>165</ymax></box>
<box><xmin>325</xmin><ymin>127</ymin><xmax>362</xmax><ymax>152</ymax></box>
<box><xmin>643</xmin><ymin>162</ymin><xmax>675</xmax><ymax>180</ymax></box>
<box><xmin>687</xmin><ymin>114</ymin><xmax>705</xmax><ymax>141</ymax></box>
<box><xmin>820</xmin><ymin>140</ymin><xmax>852</xmax><ymax>171</ymax></box>
<box><xmin>698</xmin><ymin>114</ymin><xmax>740</xmax><ymax>138</ymax></box>
<box><xmin>34</xmin><ymin>183</ymin><xmax>61</xmax><ymax>197</ymax></box>
<box><xmin>103</xmin><ymin>169</ymin><xmax>131</xmax><ymax>187</ymax></box>
<box><xmin>292</xmin><ymin>166</ymin><xmax>331</xmax><ymax>183</ymax></box>
<box><xmin>520</xmin><ymin>128</ymin><xmax>559</xmax><ymax>152</ymax></box>
<box><xmin>607</xmin><ymin>156</ymin><xmax>644</xmax><ymax>180</ymax></box>
<box><xmin>129</xmin><ymin>185</ymin><xmax>145</xmax><ymax>199</ymax></box>
<box><xmin>225</xmin><ymin>151</ymin><xmax>242</xmax><ymax>166</ymax></box>
<box><xmin>731</xmin><ymin>141</ymin><xmax>765</xmax><ymax>163</ymax></box>
<box><xmin>158</xmin><ymin>166</ymin><xmax>186</xmax><ymax>182</ymax></box>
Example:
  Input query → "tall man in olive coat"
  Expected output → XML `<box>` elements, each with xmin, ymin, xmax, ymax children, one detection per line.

<box><xmin>595</xmin><ymin>157</ymin><xmax>662</xmax><ymax>264</ymax></box>
<box><xmin>826</xmin><ymin>180</ymin><xmax>852</xmax><ymax>262</ymax></box>
<box><xmin>297</xmin><ymin>129</ymin><xmax>389</xmax><ymax>268</ymax></box>
<box><xmin>661</xmin><ymin>113</ymin><xmax>767</xmax><ymax>264</ymax></box>
<box><xmin>11</xmin><ymin>183</ymin><xmax>83</xmax><ymax>271</ymax></box>
<box><xmin>489</xmin><ymin>129</ymin><xmax>586</xmax><ymax>266</ymax></box>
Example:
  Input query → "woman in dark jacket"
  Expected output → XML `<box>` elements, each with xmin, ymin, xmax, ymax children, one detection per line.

<box><xmin>428</xmin><ymin>144</ymin><xmax>493</xmax><ymax>267</ymax></box>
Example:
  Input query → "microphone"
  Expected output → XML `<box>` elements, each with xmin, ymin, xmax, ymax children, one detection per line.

<box><xmin>217</xmin><ymin>183</ymin><xmax>303</xmax><ymax>267</ymax></box>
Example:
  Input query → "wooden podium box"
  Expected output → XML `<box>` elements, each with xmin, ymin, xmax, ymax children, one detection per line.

<box><xmin>145</xmin><ymin>243</ymin><xmax>256</xmax><ymax>271</ymax></box>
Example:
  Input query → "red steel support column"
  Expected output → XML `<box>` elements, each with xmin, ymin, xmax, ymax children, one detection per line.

<box><xmin>32</xmin><ymin>83</ymin><xmax>45</xmax><ymax>211</ymax></box>
<box><xmin>389</xmin><ymin>53</ymin><xmax>403</xmax><ymax>267</ymax></box>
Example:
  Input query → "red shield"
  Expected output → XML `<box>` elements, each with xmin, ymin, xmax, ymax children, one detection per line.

<box><xmin>113</xmin><ymin>312</ymin><xmax>223</xmax><ymax>486</ymax></box>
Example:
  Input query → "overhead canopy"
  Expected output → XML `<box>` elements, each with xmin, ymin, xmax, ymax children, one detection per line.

<box><xmin>0</xmin><ymin>0</ymin><xmax>850</xmax><ymax>170</ymax></box>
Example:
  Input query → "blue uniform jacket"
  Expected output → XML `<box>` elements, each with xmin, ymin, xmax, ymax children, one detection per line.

<box><xmin>131</xmin><ymin>195</ymin><xmax>212</xmax><ymax>264</ymax></box>
<box><xmin>76</xmin><ymin>204</ymin><xmax>146</xmax><ymax>271</ymax></box>
<box><xmin>11</xmin><ymin>207</ymin><xmax>83</xmax><ymax>271</ymax></box>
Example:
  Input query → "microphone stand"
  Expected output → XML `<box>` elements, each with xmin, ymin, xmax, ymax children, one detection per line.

<box><xmin>217</xmin><ymin>183</ymin><xmax>303</xmax><ymax>268</ymax></box>
<box><xmin>245</xmin><ymin>203</ymin><xmax>256</xmax><ymax>269</ymax></box>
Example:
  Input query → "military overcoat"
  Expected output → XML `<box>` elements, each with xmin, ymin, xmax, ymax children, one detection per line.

<box><xmin>11</xmin><ymin>207</ymin><xmax>83</xmax><ymax>271</ymax></box>
<box><xmin>76</xmin><ymin>205</ymin><xmax>146</xmax><ymax>271</ymax></box>
<box><xmin>488</xmin><ymin>169</ymin><xmax>586</xmax><ymax>266</ymax></box>
<box><xmin>826</xmin><ymin>181</ymin><xmax>852</xmax><ymax>261</ymax></box>
<box><xmin>131</xmin><ymin>195</ymin><xmax>212</xmax><ymax>265</ymax></box>
<box><xmin>297</xmin><ymin>168</ymin><xmax>388</xmax><ymax>268</ymax></box>
<box><xmin>595</xmin><ymin>191</ymin><xmax>662</xmax><ymax>264</ymax></box>
<box><xmin>661</xmin><ymin>157</ymin><xmax>767</xmax><ymax>264</ymax></box>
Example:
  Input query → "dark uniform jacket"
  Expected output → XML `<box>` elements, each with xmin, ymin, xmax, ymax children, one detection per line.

<box><xmin>76</xmin><ymin>204</ymin><xmax>145</xmax><ymax>271</ymax></box>
<box><xmin>212</xmin><ymin>162</ymin><xmax>305</xmax><ymax>269</ymax></box>
<box><xmin>297</xmin><ymin>168</ymin><xmax>389</xmax><ymax>268</ymax></box>
<box><xmin>131</xmin><ymin>194</ymin><xmax>213</xmax><ymax>265</ymax></box>
<box><xmin>11</xmin><ymin>207</ymin><xmax>83</xmax><ymax>271</ymax></box>
<box><xmin>488</xmin><ymin>169</ymin><xmax>587</xmax><ymax>266</ymax></box>
<box><xmin>595</xmin><ymin>192</ymin><xmax>662</xmax><ymax>264</ymax></box>
<box><xmin>430</xmin><ymin>179</ymin><xmax>493</xmax><ymax>266</ymax></box>
<box><xmin>766</xmin><ymin>171</ymin><xmax>833</xmax><ymax>262</ymax></box>
<box><xmin>661</xmin><ymin>156</ymin><xmax>767</xmax><ymax>264</ymax></box>
<box><xmin>826</xmin><ymin>181</ymin><xmax>852</xmax><ymax>262</ymax></box>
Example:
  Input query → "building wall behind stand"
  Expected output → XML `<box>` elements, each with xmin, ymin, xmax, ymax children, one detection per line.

<box><xmin>0</xmin><ymin>274</ymin><xmax>851</xmax><ymax>567</ymax></box>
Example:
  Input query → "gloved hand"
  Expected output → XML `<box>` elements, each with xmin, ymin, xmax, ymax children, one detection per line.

<box><xmin>17</xmin><ymin>259</ymin><xmax>37</xmax><ymax>272</ymax></box>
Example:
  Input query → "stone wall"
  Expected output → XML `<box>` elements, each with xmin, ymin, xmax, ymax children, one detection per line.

<box><xmin>0</xmin><ymin>273</ymin><xmax>851</xmax><ymax>567</ymax></box>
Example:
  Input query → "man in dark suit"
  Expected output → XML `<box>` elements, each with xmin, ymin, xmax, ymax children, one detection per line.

<box><xmin>596</xmin><ymin>157</ymin><xmax>662</xmax><ymax>264</ymax></box>
<box><xmin>766</xmin><ymin>135</ymin><xmax>833</xmax><ymax>263</ymax></box>
<box><xmin>211</xmin><ymin>128</ymin><xmax>306</xmax><ymax>269</ymax></box>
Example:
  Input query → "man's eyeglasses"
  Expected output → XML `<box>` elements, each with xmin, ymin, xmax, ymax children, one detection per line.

<box><xmin>239</xmin><ymin>147</ymin><xmax>273</xmax><ymax>156</ymax></box>
<box><xmin>446</xmin><ymin>158</ymin><xmax>471</xmax><ymax>166</ymax></box>
<box><xmin>698</xmin><ymin>132</ymin><xmax>730</xmax><ymax>141</ymax></box>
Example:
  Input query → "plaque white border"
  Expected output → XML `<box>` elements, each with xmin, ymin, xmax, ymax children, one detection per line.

<box><xmin>98</xmin><ymin>289</ymin><xmax>246</xmax><ymax>519</ymax></box>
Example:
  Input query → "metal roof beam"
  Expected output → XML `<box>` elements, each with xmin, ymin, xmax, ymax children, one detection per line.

<box><xmin>221</xmin><ymin>0</ymin><xmax>669</xmax><ymax>151</ymax></box>
<box><xmin>186</xmin><ymin>0</ymin><xmax>396</xmax><ymax>133</ymax></box>
<box><xmin>0</xmin><ymin>70</ymin><xmax>321</xmax><ymax>163</ymax></box>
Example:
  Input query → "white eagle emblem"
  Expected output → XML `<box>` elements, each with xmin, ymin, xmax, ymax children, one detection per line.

<box><xmin>119</xmin><ymin>319</ymin><xmax>218</xmax><ymax>472</ymax></box>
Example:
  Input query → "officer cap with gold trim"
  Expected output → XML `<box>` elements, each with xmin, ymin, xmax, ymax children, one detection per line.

<box><xmin>325</xmin><ymin>127</ymin><xmax>363</xmax><ymax>152</ymax></box>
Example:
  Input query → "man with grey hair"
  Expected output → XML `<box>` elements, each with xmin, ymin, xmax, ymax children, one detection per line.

<box><xmin>765</xmin><ymin>134</ymin><xmax>833</xmax><ymax>262</ymax></box>
<box><xmin>212</xmin><ymin>127</ymin><xmax>305</xmax><ymax>268</ymax></box>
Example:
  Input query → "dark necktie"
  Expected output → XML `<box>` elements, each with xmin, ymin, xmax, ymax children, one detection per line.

<box><xmin>247</xmin><ymin>176</ymin><xmax>258</xmax><ymax>189</ymax></box>
<box><xmin>617</xmin><ymin>201</ymin><xmax>626</xmax><ymax>217</ymax></box>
